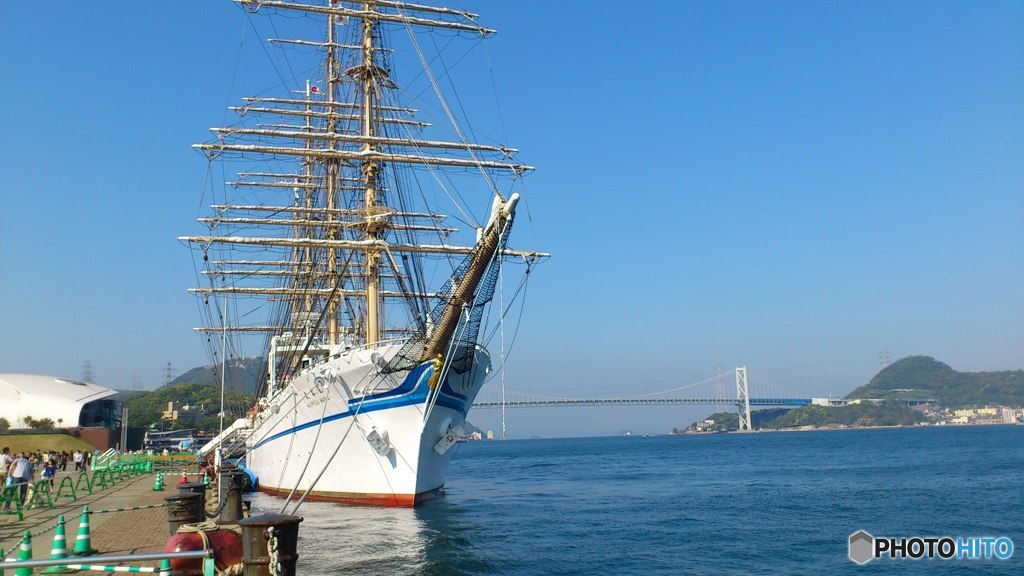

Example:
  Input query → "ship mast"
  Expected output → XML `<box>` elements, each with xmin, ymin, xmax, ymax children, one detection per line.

<box><xmin>324</xmin><ymin>7</ymin><xmax>341</xmax><ymax>345</ymax></box>
<box><xmin>360</xmin><ymin>1</ymin><xmax>382</xmax><ymax>346</ymax></box>
<box><xmin>182</xmin><ymin>0</ymin><xmax>548</xmax><ymax>361</ymax></box>
<box><xmin>300</xmin><ymin>84</ymin><xmax>315</xmax><ymax>340</ymax></box>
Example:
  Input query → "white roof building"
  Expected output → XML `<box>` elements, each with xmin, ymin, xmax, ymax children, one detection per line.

<box><xmin>0</xmin><ymin>374</ymin><xmax>119</xmax><ymax>429</ymax></box>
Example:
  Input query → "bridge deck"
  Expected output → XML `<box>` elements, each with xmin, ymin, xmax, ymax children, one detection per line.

<box><xmin>472</xmin><ymin>398</ymin><xmax>811</xmax><ymax>409</ymax></box>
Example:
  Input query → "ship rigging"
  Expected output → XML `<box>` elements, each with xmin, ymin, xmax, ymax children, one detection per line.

<box><xmin>182</xmin><ymin>0</ymin><xmax>546</xmax><ymax>506</ymax></box>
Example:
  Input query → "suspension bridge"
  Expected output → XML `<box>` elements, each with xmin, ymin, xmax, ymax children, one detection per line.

<box><xmin>472</xmin><ymin>366</ymin><xmax>810</xmax><ymax>431</ymax></box>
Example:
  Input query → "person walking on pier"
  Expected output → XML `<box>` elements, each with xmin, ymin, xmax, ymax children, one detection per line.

<box><xmin>0</xmin><ymin>447</ymin><xmax>10</xmax><ymax>486</ymax></box>
<box><xmin>2</xmin><ymin>453</ymin><xmax>33</xmax><ymax>510</ymax></box>
<box><xmin>42</xmin><ymin>458</ymin><xmax>57</xmax><ymax>489</ymax></box>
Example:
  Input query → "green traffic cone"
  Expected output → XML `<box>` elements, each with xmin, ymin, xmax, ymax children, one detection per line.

<box><xmin>72</xmin><ymin>506</ymin><xmax>98</xmax><ymax>556</ymax></box>
<box><xmin>153</xmin><ymin>473</ymin><xmax>164</xmax><ymax>491</ymax></box>
<box><xmin>43</xmin><ymin>515</ymin><xmax>72</xmax><ymax>574</ymax></box>
<box><xmin>202</xmin><ymin>472</ymin><xmax>210</xmax><ymax>488</ymax></box>
<box><xmin>14</xmin><ymin>530</ymin><xmax>32</xmax><ymax>576</ymax></box>
<box><xmin>158</xmin><ymin>558</ymin><xmax>171</xmax><ymax>576</ymax></box>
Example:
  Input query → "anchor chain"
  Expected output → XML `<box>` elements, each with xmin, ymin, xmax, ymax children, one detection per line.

<box><xmin>267</xmin><ymin>526</ymin><xmax>281</xmax><ymax>576</ymax></box>
<box><xmin>209</xmin><ymin>489</ymin><xmax>231</xmax><ymax>519</ymax></box>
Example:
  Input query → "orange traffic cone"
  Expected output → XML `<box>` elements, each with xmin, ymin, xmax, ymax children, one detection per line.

<box><xmin>177</xmin><ymin>468</ymin><xmax>189</xmax><ymax>487</ymax></box>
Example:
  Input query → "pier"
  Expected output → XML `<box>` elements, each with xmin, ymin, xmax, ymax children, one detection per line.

<box><xmin>1</xmin><ymin>462</ymin><xmax>302</xmax><ymax>575</ymax></box>
<box><xmin>0</xmin><ymin>471</ymin><xmax>170</xmax><ymax>556</ymax></box>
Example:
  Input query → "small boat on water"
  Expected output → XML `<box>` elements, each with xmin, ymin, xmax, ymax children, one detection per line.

<box><xmin>185</xmin><ymin>0</ymin><xmax>545</xmax><ymax>506</ymax></box>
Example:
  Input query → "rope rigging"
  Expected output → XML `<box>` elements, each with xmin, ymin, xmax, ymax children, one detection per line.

<box><xmin>180</xmin><ymin>0</ymin><xmax>547</xmax><ymax>511</ymax></box>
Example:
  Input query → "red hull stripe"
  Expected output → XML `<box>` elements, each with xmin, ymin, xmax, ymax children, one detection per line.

<box><xmin>259</xmin><ymin>484</ymin><xmax>442</xmax><ymax>507</ymax></box>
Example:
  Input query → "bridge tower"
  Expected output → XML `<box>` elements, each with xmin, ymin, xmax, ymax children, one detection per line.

<box><xmin>736</xmin><ymin>366</ymin><xmax>752</xmax><ymax>431</ymax></box>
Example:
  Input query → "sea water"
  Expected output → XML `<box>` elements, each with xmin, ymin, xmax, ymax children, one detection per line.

<box><xmin>252</xmin><ymin>425</ymin><xmax>1022</xmax><ymax>575</ymax></box>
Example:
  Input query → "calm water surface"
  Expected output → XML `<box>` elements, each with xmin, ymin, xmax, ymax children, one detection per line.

<box><xmin>250</xmin><ymin>425</ymin><xmax>1022</xmax><ymax>575</ymax></box>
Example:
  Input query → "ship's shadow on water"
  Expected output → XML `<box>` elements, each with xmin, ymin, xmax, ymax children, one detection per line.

<box><xmin>250</xmin><ymin>493</ymin><xmax>493</xmax><ymax>576</ymax></box>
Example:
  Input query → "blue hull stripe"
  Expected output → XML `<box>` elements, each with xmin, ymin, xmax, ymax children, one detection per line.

<box><xmin>440</xmin><ymin>378</ymin><xmax>468</xmax><ymax>402</ymax></box>
<box><xmin>252</xmin><ymin>394</ymin><xmax>425</xmax><ymax>450</ymax></box>
<box><xmin>432</xmin><ymin>395</ymin><xmax>468</xmax><ymax>417</ymax></box>
<box><xmin>251</xmin><ymin>363</ymin><xmax>468</xmax><ymax>450</ymax></box>
<box><xmin>349</xmin><ymin>363</ymin><xmax>431</xmax><ymax>404</ymax></box>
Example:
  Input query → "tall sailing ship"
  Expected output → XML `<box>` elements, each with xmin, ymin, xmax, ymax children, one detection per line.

<box><xmin>182</xmin><ymin>0</ymin><xmax>544</xmax><ymax>506</ymax></box>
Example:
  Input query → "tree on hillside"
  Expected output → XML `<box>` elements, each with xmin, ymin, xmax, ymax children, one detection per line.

<box><xmin>124</xmin><ymin>380</ymin><xmax>251</xmax><ymax>431</ymax></box>
<box><xmin>848</xmin><ymin>355</ymin><xmax>1024</xmax><ymax>407</ymax></box>
<box><xmin>0</xmin><ymin>417</ymin><xmax>9</xmax><ymax>430</ymax></box>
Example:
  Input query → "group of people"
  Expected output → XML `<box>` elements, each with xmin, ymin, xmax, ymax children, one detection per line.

<box><xmin>1</xmin><ymin>447</ymin><xmax>93</xmax><ymax>510</ymax></box>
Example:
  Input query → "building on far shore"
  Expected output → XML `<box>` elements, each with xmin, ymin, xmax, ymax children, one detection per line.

<box><xmin>162</xmin><ymin>401</ymin><xmax>200</xmax><ymax>425</ymax></box>
<box><xmin>0</xmin><ymin>373</ymin><xmax>124</xmax><ymax>450</ymax></box>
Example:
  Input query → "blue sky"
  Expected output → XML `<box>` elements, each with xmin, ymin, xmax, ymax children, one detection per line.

<box><xmin>1</xmin><ymin>1</ymin><xmax>1021</xmax><ymax>437</ymax></box>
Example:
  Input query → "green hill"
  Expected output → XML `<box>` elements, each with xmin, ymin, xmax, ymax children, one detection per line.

<box><xmin>169</xmin><ymin>357</ymin><xmax>264</xmax><ymax>395</ymax></box>
<box><xmin>847</xmin><ymin>356</ymin><xmax>1024</xmax><ymax>408</ymax></box>
<box><xmin>123</xmin><ymin>381</ymin><xmax>252</xmax><ymax>431</ymax></box>
<box><xmin>765</xmin><ymin>401</ymin><xmax>926</xmax><ymax>429</ymax></box>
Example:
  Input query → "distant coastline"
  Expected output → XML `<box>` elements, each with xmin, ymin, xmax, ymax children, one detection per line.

<box><xmin>680</xmin><ymin>356</ymin><xmax>1023</xmax><ymax>434</ymax></box>
<box><xmin>673</xmin><ymin>420</ymin><xmax>1021</xmax><ymax>436</ymax></box>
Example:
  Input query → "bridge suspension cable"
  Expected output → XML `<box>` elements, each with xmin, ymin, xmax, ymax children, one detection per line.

<box><xmin>473</xmin><ymin>367</ymin><xmax>812</xmax><ymax>411</ymax></box>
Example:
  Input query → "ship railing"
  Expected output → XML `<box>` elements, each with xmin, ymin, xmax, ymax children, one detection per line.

<box><xmin>326</xmin><ymin>337</ymin><xmax>412</xmax><ymax>359</ymax></box>
<box><xmin>272</xmin><ymin>337</ymin><xmax>411</xmax><ymax>377</ymax></box>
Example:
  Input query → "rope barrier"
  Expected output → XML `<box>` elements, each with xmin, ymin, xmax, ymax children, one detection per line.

<box><xmin>60</xmin><ymin>564</ymin><xmax>158</xmax><ymax>573</ymax></box>
<box><xmin>0</xmin><ymin>550</ymin><xmax>206</xmax><ymax>571</ymax></box>
<box><xmin>2</xmin><ymin>520</ymin><xmax>60</xmax><ymax>557</ymax></box>
<box><xmin>1</xmin><ymin>469</ymin><xmax>152</xmax><ymax>527</ymax></box>
<box><xmin>87</xmin><ymin>503</ymin><xmax>167</xmax><ymax>515</ymax></box>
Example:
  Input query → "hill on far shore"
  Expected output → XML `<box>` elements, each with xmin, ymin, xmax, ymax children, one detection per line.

<box><xmin>846</xmin><ymin>356</ymin><xmax>1024</xmax><ymax>408</ymax></box>
<box><xmin>168</xmin><ymin>357</ymin><xmax>263</xmax><ymax>394</ymax></box>
<box><xmin>689</xmin><ymin>355</ymin><xmax>1023</xmax><ymax>431</ymax></box>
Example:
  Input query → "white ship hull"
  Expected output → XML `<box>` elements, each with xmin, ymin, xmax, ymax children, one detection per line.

<box><xmin>244</xmin><ymin>343</ymin><xmax>490</xmax><ymax>506</ymax></box>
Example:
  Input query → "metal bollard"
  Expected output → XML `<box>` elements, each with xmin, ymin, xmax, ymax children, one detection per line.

<box><xmin>178</xmin><ymin>482</ymin><xmax>207</xmax><ymax>518</ymax></box>
<box><xmin>164</xmin><ymin>492</ymin><xmax>204</xmax><ymax>536</ymax></box>
<box><xmin>217</xmin><ymin>470</ymin><xmax>246</xmax><ymax>525</ymax></box>
<box><xmin>216</xmin><ymin>466</ymin><xmax>238</xmax><ymax>504</ymax></box>
<box><xmin>238</xmin><ymin>514</ymin><xmax>303</xmax><ymax>576</ymax></box>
